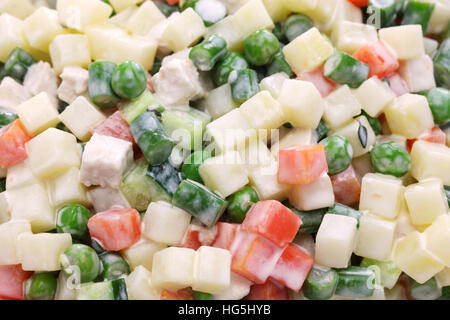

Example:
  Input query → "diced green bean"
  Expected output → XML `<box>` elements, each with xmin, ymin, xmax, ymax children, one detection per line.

<box><xmin>146</xmin><ymin>161</ymin><xmax>182</xmax><ymax>195</ymax></box>
<box><xmin>229</xmin><ymin>68</ymin><xmax>259</xmax><ymax>104</ymax></box>
<box><xmin>99</xmin><ymin>253</ymin><xmax>131</xmax><ymax>281</ymax></box>
<box><xmin>370</xmin><ymin>141</ymin><xmax>411</xmax><ymax>177</ymax></box>
<box><xmin>189</xmin><ymin>34</ymin><xmax>227</xmax><ymax>71</ymax></box>
<box><xmin>24</xmin><ymin>272</ymin><xmax>58</xmax><ymax>300</ymax></box>
<box><xmin>360</xmin><ymin>258</ymin><xmax>402</xmax><ymax>290</ymax></box>
<box><xmin>303</xmin><ymin>265</ymin><xmax>339</xmax><ymax>300</ymax></box>
<box><xmin>0</xmin><ymin>110</ymin><xmax>18</xmax><ymax>128</ymax></box>
<box><xmin>420</xmin><ymin>87</ymin><xmax>450</xmax><ymax>124</ymax></box>
<box><xmin>150</xmin><ymin>57</ymin><xmax>162</xmax><ymax>75</ymax></box>
<box><xmin>316</xmin><ymin>119</ymin><xmax>330</xmax><ymax>141</ymax></box>
<box><xmin>328</xmin><ymin>203</ymin><xmax>363</xmax><ymax>227</ymax></box>
<box><xmin>227</xmin><ymin>186</ymin><xmax>259</xmax><ymax>223</ymax></box>
<box><xmin>182</xmin><ymin>0</ymin><xmax>198</xmax><ymax>10</ymax></box>
<box><xmin>319</xmin><ymin>135</ymin><xmax>353</xmax><ymax>176</ymax></box>
<box><xmin>282</xmin><ymin>14</ymin><xmax>314</xmax><ymax>42</ymax></box>
<box><xmin>194</xmin><ymin>291</ymin><xmax>214</xmax><ymax>300</ymax></box>
<box><xmin>401</xmin><ymin>1</ymin><xmax>435</xmax><ymax>33</ymax></box>
<box><xmin>213</xmin><ymin>52</ymin><xmax>249</xmax><ymax>86</ymax></box>
<box><xmin>181</xmin><ymin>150</ymin><xmax>213</xmax><ymax>184</ymax></box>
<box><xmin>243</xmin><ymin>29</ymin><xmax>280</xmax><ymax>66</ymax></box>
<box><xmin>324</xmin><ymin>51</ymin><xmax>370</xmax><ymax>88</ymax></box>
<box><xmin>56</xmin><ymin>204</ymin><xmax>92</xmax><ymax>241</ymax></box>
<box><xmin>88</xmin><ymin>61</ymin><xmax>120</xmax><ymax>109</ymax></box>
<box><xmin>111</xmin><ymin>60</ymin><xmax>147</xmax><ymax>100</ymax></box>
<box><xmin>440</xmin><ymin>286</ymin><xmax>450</xmax><ymax>300</ymax></box>
<box><xmin>359</xmin><ymin>110</ymin><xmax>381</xmax><ymax>135</ymax></box>
<box><xmin>433</xmin><ymin>39</ymin><xmax>450</xmax><ymax>88</ymax></box>
<box><xmin>335</xmin><ymin>266</ymin><xmax>376</xmax><ymax>298</ymax></box>
<box><xmin>4</xmin><ymin>47</ymin><xmax>36</xmax><ymax>82</ymax></box>
<box><xmin>368</xmin><ymin>0</ymin><xmax>398</xmax><ymax>28</ymax></box>
<box><xmin>190</xmin><ymin>0</ymin><xmax>227</xmax><ymax>26</ymax></box>
<box><xmin>284</xmin><ymin>201</ymin><xmax>327</xmax><ymax>234</ymax></box>
<box><xmin>410</xmin><ymin>277</ymin><xmax>442</xmax><ymax>300</ymax></box>
<box><xmin>60</xmin><ymin>244</ymin><xmax>102</xmax><ymax>284</ymax></box>
<box><xmin>172</xmin><ymin>179</ymin><xmax>228</xmax><ymax>227</ymax></box>
<box><xmin>266</xmin><ymin>51</ymin><xmax>293</xmax><ymax>77</ymax></box>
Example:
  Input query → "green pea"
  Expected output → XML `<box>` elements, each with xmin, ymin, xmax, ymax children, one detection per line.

<box><xmin>60</xmin><ymin>244</ymin><xmax>102</xmax><ymax>283</ymax></box>
<box><xmin>213</xmin><ymin>52</ymin><xmax>249</xmax><ymax>86</ymax></box>
<box><xmin>194</xmin><ymin>291</ymin><xmax>214</xmax><ymax>300</ymax></box>
<box><xmin>282</xmin><ymin>14</ymin><xmax>314</xmax><ymax>42</ymax></box>
<box><xmin>319</xmin><ymin>135</ymin><xmax>353</xmax><ymax>176</ymax></box>
<box><xmin>24</xmin><ymin>272</ymin><xmax>58</xmax><ymax>300</ymax></box>
<box><xmin>229</xmin><ymin>68</ymin><xmax>259</xmax><ymax>104</ymax></box>
<box><xmin>243</xmin><ymin>29</ymin><xmax>280</xmax><ymax>66</ymax></box>
<box><xmin>111</xmin><ymin>60</ymin><xmax>147</xmax><ymax>100</ymax></box>
<box><xmin>227</xmin><ymin>186</ymin><xmax>259</xmax><ymax>223</ymax></box>
<box><xmin>99</xmin><ymin>252</ymin><xmax>131</xmax><ymax>280</ymax></box>
<box><xmin>370</xmin><ymin>141</ymin><xmax>411</xmax><ymax>177</ymax></box>
<box><xmin>181</xmin><ymin>150</ymin><xmax>213</xmax><ymax>183</ymax></box>
<box><xmin>56</xmin><ymin>205</ymin><xmax>91</xmax><ymax>241</ymax></box>
<box><xmin>421</xmin><ymin>87</ymin><xmax>450</xmax><ymax>125</ymax></box>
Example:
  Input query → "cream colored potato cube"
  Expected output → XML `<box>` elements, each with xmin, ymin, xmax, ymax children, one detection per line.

<box><xmin>331</xmin><ymin>21</ymin><xmax>378</xmax><ymax>54</ymax></box>
<box><xmin>283</xmin><ymin>27</ymin><xmax>334</xmax><ymax>74</ymax></box>
<box><xmin>204</xmin><ymin>84</ymin><xmax>237</xmax><ymax>119</ymax></box>
<box><xmin>193</xmin><ymin>246</ymin><xmax>231</xmax><ymax>294</ymax></box>
<box><xmin>0</xmin><ymin>219</ymin><xmax>32</xmax><ymax>265</ymax></box>
<box><xmin>270</xmin><ymin>127</ymin><xmax>316</xmax><ymax>159</ymax></box>
<box><xmin>394</xmin><ymin>199</ymin><xmax>417</xmax><ymax>241</ymax></box>
<box><xmin>59</xmin><ymin>96</ymin><xmax>106</xmax><ymax>141</ymax></box>
<box><xmin>205</xmin><ymin>15</ymin><xmax>244</xmax><ymax>52</ymax></box>
<box><xmin>49</xmin><ymin>34</ymin><xmax>91</xmax><ymax>74</ymax></box>
<box><xmin>354</xmin><ymin>213</ymin><xmax>397</xmax><ymax>261</ymax></box>
<box><xmin>27</xmin><ymin>128</ymin><xmax>81</xmax><ymax>179</ymax></box>
<box><xmin>399</xmin><ymin>55</ymin><xmax>436</xmax><ymax>93</ymax></box>
<box><xmin>110</xmin><ymin>0</ymin><xmax>143</xmax><ymax>12</ymax></box>
<box><xmin>57</xmin><ymin>66</ymin><xmax>89</xmax><ymax>105</ymax></box>
<box><xmin>239</xmin><ymin>91</ymin><xmax>285</xmax><ymax>131</ymax></box>
<box><xmin>317</xmin><ymin>0</ymin><xmax>362</xmax><ymax>35</ymax></box>
<box><xmin>277</xmin><ymin>79</ymin><xmax>324</xmax><ymax>129</ymax></box>
<box><xmin>331</xmin><ymin>116</ymin><xmax>376</xmax><ymax>157</ymax></box>
<box><xmin>353</xmin><ymin>77</ymin><xmax>396</xmax><ymax>117</ymax></box>
<box><xmin>199</xmin><ymin>151</ymin><xmax>249</xmax><ymax>198</ymax></box>
<box><xmin>46</xmin><ymin>167</ymin><xmax>89</xmax><ymax>208</ymax></box>
<box><xmin>17</xmin><ymin>92</ymin><xmax>59</xmax><ymax>135</ymax></box>
<box><xmin>0</xmin><ymin>0</ymin><xmax>34</xmax><ymax>20</ymax></box>
<box><xmin>261</xmin><ymin>0</ymin><xmax>289</xmax><ymax>22</ymax></box>
<box><xmin>126</xmin><ymin>1</ymin><xmax>165</xmax><ymax>36</ymax></box>
<box><xmin>233</xmin><ymin>0</ymin><xmax>274</xmax><ymax>38</ymax></box>
<box><xmin>404</xmin><ymin>178</ymin><xmax>449</xmax><ymax>226</ymax></box>
<box><xmin>259</xmin><ymin>72</ymin><xmax>289</xmax><ymax>99</ymax></box>
<box><xmin>213</xmin><ymin>272</ymin><xmax>253</xmax><ymax>300</ymax></box>
<box><xmin>410</xmin><ymin>141</ymin><xmax>450</xmax><ymax>185</ymax></box>
<box><xmin>162</xmin><ymin>8</ymin><xmax>205</xmax><ymax>52</ymax></box>
<box><xmin>55</xmin><ymin>272</ymin><xmax>76</xmax><ymax>300</ymax></box>
<box><xmin>122</xmin><ymin>238</ymin><xmax>167</xmax><ymax>272</ymax></box>
<box><xmin>57</xmin><ymin>0</ymin><xmax>112</xmax><ymax>32</ymax></box>
<box><xmin>379</xmin><ymin>25</ymin><xmax>424</xmax><ymax>60</ymax></box>
<box><xmin>0</xmin><ymin>192</ymin><xmax>9</xmax><ymax>224</ymax></box>
<box><xmin>281</xmin><ymin>0</ymin><xmax>317</xmax><ymax>12</ymax></box>
<box><xmin>423</xmin><ymin>214</ymin><xmax>450</xmax><ymax>266</ymax></box>
<box><xmin>6</xmin><ymin>159</ymin><xmax>39</xmax><ymax>190</ymax></box>
<box><xmin>24</xmin><ymin>7</ymin><xmax>64</xmax><ymax>52</ymax></box>
<box><xmin>109</xmin><ymin>5</ymin><xmax>137</xmax><ymax>28</ymax></box>
<box><xmin>359</xmin><ymin>173</ymin><xmax>404</xmax><ymax>220</ymax></box>
<box><xmin>0</xmin><ymin>77</ymin><xmax>31</xmax><ymax>113</ymax></box>
<box><xmin>392</xmin><ymin>231</ymin><xmax>444</xmax><ymax>283</ymax></box>
<box><xmin>0</xmin><ymin>14</ymin><xmax>30</xmax><ymax>63</ymax></box>
<box><xmin>289</xmin><ymin>173</ymin><xmax>335</xmax><ymax>211</ymax></box>
<box><xmin>315</xmin><ymin>214</ymin><xmax>358</xmax><ymax>268</ymax></box>
<box><xmin>7</xmin><ymin>182</ymin><xmax>56</xmax><ymax>232</ymax></box>
<box><xmin>17</xmin><ymin>232</ymin><xmax>72</xmax><ymax>271</ymax></box>
<box><xmin>126</xmin><ymin>266</ymin><xmax>162</xmax><ymax>300</ymax></box>
<box><xmin>248</xmin><ymin>164</ymin><xmax>291</xmax><ymax>201</ymax></box>
<box><xmin>436</xmin><ymin>268</ymin><xmax>450</xmax><ymax>287</ymax></box>
<box><xmin>237</xmin><ymin>136</ymin><xmax>274</xmax><ymax>174</ymax></box>
<box><xmin>323</xmin><ymin>85</ymin><xmax>361</xmax><ymax>129</ymax></box>
<box><xmin>143</xmin><ymin>201</ymin><xmax>191</xmax><ymax>246</ymax></box>
<box><xmin>87</xmin><ymin>186</ymin><xmax>130</xmax><ymax>213</ymax></box>
<box><xmin>151</xmin><ymin>247</ymin><xmax>196</xmax><ymax>290</ymax></box>
<box><xmin>424</xmin><ymin>0</ymin><xmax>450</xmax><ymax>34</ymax></box>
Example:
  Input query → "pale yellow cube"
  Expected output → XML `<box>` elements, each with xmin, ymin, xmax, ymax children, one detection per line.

<box><xmin>17</xmin><ymin>92</ymin><xmax>60</xmax><ymax>135</ymax></box>
<box><xmin>126</xmin><ymin>1</ymin><xmax>165</xmax><ymax>36</ymax></box>
<box><xmin>289</xmin><ymin>173</ymin><xmax>335</xmax><ymax>211</ymax></box>
<box><xmin>331</xmin><ymin>21</ymin><xmax>378</xmax><ymax>54</ymax></box>
<box><xmin>404</xmin><ymin>178</ymin><xmax>449</xmax><ymax>226</ymax></box>
<box><xmin>151</xmin><ymin>247</ymin><xmax>196</xmax><ymax>290</ymax></box>
<box><xmin>436</xmin><ymin>267</ymin><xmax>450</xmax><ymax>287</ymax></box>
<box><xmin>281</xmin><ymin>0</ymin><xmax>317</xmax><ymax>12</ymax></box>
<box><xmin>239</xmin><ymin>91</ymin><xmax>285</xmax><ymax>131</ymax></box>
<box><xmin>126</xmin><ymin>265</ymin><xmax>162</xmax><ymax>300</ymax></box>
<box><xmin>0</xmin><ymin>13</ymin><xmax>30</xmax><ymax>62</ymax></box>
<box><xmin>109</xmin><ymin>5</ymin><xmax>137</xmax><ymax>28</ymax></box>
<box><xmin>6</xmin><ymin>159</ymin><xmax>39</xmax><ymax>190</ymax></box>
<box><xmin>354</xmin><ymin>212</ymin><xmax>397</xmax><ymax>261</ymax></box>
<box><xmin>379</xmin><ymin>25</ymin><xmax>424</xmax><ymax>60</ymax></box>
<box><xmin>24</xmin><ymin>7</ymin><xmax>64</xmax><ymax>53</ymax></box>
<box><xmin>237</xmin><ymin>136</ymin><xmax>274</xmax><ymax>173</ymax></box>
<box><xmin>392</xmin><ymin>231</ymin><xmax>444</xmax><ymax>283</ymax></box>
<box><xmin>323</xmin><ymin>85</ymin><xmax>361</xmax><ymax>129</ymax></box>
<box><xmin>17</xmin><ymin>232</ymin><xmax>72</xmax><ymax>271</ymax></box>
<box><xmin>315</xmin><ymin>213</ymin><xmax>358</xmax><ymax>268</ymax></box>
<box><xmin>248</xmin><ymin>165</ymin><xmax>291</xmax><ymax>201</ymax></box>
<box><xmin>353</xmin><ymin>76</ymin><xmax>396</xmax><ymax>117</ymax></box>
<box><xmin>214</xmin><ymin>272</ymin><xmax>253</xmax><ymax>300</ymax></box>
<box><xmin>425</xmin><ymin>0</ymin><xmax>450</xmax><ymax>34</ymax></box>
<box><xmin>277</xmin><ymin>79</ymin><xmax>324</xmax><ymax>129</ymax></box>
<box><xmin>410</xmin><ymin>141</ymin><xmax>450</xmax><ymax>185</ymax></box>
<box><xmin>233</xmin><ymin>0</ymin><xmax>274</xmax><ymax>38</ymax></box>
<box><xmin>193</xmin><ymin>246</ymin><xmax>231</xmax><ymax>294</ymax></box>
<box><xmin>46</xmin><ymin>167</ymin><xmax>89</xmax><ymax>208</ymax></box>
<box><xmin>205</xmin><ymin>15</ymin><xmax>244</xmax><ymax>52</ymax></box>
<box><xmin>394</xmin><ymin>199</ymin><xmax>417</xmax><ymax>241</ymax></box>
<box><xmin>316</xmin><ymin>0</ymin><xmax>362</xmax><ymax>35</ymax></box>
<box><xmin>122</xmin><ymin>238</ymin><xmax>167</xmax><ymax>272</ymax></box>
<box><xmin>331</xmin><ymin>116</ymin><xmax>376</xmax><ymax>157</ymax></box>
<box><xmin>59</xmin><ymin>96</ymin><xmax>106</xmax><ymax>141</ymax></box>
<box><xmin>204</xmin><ymin>84</ymin><xmax>237</xmax><ymax>119</ymax></box>
<box><xmin>423</xmin><ymin>214</ymin><xmax>450</xmax><ymax>266</ymax></box>
<box><xmin>303</xmin><ymin>0</ymin><xmax>339</xmax><ymax>25</ymax></box>
<box><xmin>259</xmin><ymin>72</ymin><xmax>289</xmax><ymax>99</ymax></box>
<box><xmin>110</xmin><ymin>0</ymin><xmax>143</xmax><ymax>12</ymax></box>
<box><xmin>0</xmin><ymin>219</ymin><xmax>32</xmax><ymax>265</ymax></box>
<box><xmin>49</xmin><ymin>34</ymin><xmax>91</xmax><ymax>74</ymax></box>
<box><xmin>270</xmin><ymin>127</ymin><xmax>316</xmax><ymax>158</ymax></box>
<box><xmin>162</xmin><ymin>8</ymin><xmax>205</xmax><ymax>52</ymax></box>
<box><xmin>26</xmin><ymin>128</ymin><xmax>81</xmax><ymax>179</ymax></box>
<box><xmin>56</xmin><ymin>0</ymin><xmax>113</xmax><ymax>32</ymax></box>
<box><xmin>0</xmin><ymin>192</ymin><xmax>9</xmax><ymax>224</ymax></box>
<box><xmin>261</xmin><ymin>0</ymin><xmax>289</xmax><ymax>22</ymax></box>
<box><xmin>399</xmin><ymin>55</ymin><xmax>436</xmax><ymax>93</ymax></box>
<box><xmin>359</xmin><ymin>173</ymin><xmax>404</xmax><ymax>220</ymax></box>
<box><xmin>0</xmin><ymin>0</ymin><xmax>34</xmax><ymax>20</ymax></box>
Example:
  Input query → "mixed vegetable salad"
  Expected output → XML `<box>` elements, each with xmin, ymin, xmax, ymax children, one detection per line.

<box><xmin>0</xmin><ymin>0</ymin><xmax>449</xmax><ymax>301</ymax></box>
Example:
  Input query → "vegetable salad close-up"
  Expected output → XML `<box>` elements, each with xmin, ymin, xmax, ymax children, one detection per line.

<box><xmin>0</xmin><ymin>0</ymin><xmax>449</xmax><ymax>301</ymax></box>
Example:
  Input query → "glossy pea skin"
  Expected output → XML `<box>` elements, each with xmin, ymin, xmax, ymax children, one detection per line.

<box><xmin>111</xmin><ymin>60</ymin><xmax>147</xmax><ymax>100</ymax></box>
<box><xmin>99</xmin><ymin>252</ymin><xmax>131</xmax><ymax>280</ymax></box>
<box><xmin>421</xmin><ymin>87</ymin><xmax>450</xmax><ymax>124</ymax></box>
<box><xmin>56</xmin><ymin>204</ymin><xmax>92</xmax><ymax>241</ymax></box>
<box><xmin>227</xmin><ymin>186</ymin><xmax>259</xmax><ymax>223</ymax></box>
<box><xmin>60</xmin><ymin>244</ymin><xmax>102</xmax><ymax>283</ymax></box>
<box><xmin>319</xmin><ymin>135</ymin><xmax>353</xmax><ymax>176</ymax></box>
<box><xmin>24</xmin><ymin>272</ymin><xmax>58</xmax><ymax>300</ymax></box>
<box><xmin>370</xmin><ymin>142</ymin><xmax>411</xmax><ymax>177</ymax></box>
<box><xmin>243</xmin><ymin>29</ymin><xmax>280</xmax><ymax>66</ymax></box>
<box><xmin>213</xmin><ymin>52</ymin><xmax>249</xmax><ymax>86</ymax></box>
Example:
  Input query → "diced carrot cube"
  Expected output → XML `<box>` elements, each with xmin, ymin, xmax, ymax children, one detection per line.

<box><xmin>0</xmin><ymin>265</ymin><xmax>33</xmax><ymax>300</ymax></box>
<box><xmin>211</xmin><ymin>222</ymin><xmax>239</xmax><ymax>250</ymax></box>
<box><xmin>387</xmin><ymin>73</ymin><xmax>410</xmax><ymax>97</ymax></box>
<box><xmin>297</xmin><ymin>67</ymin><xmax>337</xmax><ymax>97</ymax></box>
<box><xmin>180</xmin><ymin>226</ymin><xmax>203</xmax><ymax>250</ymax></box>
<box><xmin>406</xmin><ymin>126</ymin><xmax>446</xmax><ymax>153</ymax></box>
<box><xmin>91</xmin><ymin>111</ymin><xmax>136</xmax><ymax>146</ymax></box>
<box><xmin>246</xmin><ymin>279</ymin><xmax>290</xmax><ymax>300</ymax></box>
<box><xmin>353</xmin><ymin>41</ymin><xmax>399</xmax><ymax>79</ymax></box>
<box><xmin>160</xmin><ymin>288</ymin><xmax>194</xmax><ymax>300</ymax></box>
<box><xmin>347</xmin><ymin>0</ymin><xmax>368</xmax><ymax>7</ymax></box>
<box><xmin>0</xmin><ymin>120</ymin><xmax>33</xmax><ymax>169</ymax></box>
<box><xmin>330</xmin><ymin>165</ymin><xmax>362</xmax><ymax>206</ymax></box>
<box><xmin>165</xmin><ymin>0</ymin><xmax>179</xmax><ymax>5</ymax></box>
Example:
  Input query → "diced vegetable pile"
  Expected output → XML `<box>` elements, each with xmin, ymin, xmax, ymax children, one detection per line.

<box><xmin>0</xmin><ymin>0</ymin><xmax>450</xmax><ymax>301</ymax></box>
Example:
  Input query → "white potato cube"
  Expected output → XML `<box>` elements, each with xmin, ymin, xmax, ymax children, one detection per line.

<box><xmin>248</xmin><ymin>165</ymin><xmax>291</xmax><ymax>201</ymax></box>
<box><xmin>261</xmin><ymin>0</ymin><xmax>289</xmax><ymax>22</ymax></box>
<box><xmin>233</xmin><ymin>0</ymin><xmax>274</xmax><ymax>38</ymax></box>
<box><xmin>122</xmin><ymin>238</ymin><xmax>167</xmax><ymax>272</ymax></box>
<box><xmin>237</xmin><ymin>135</ymin><xmax>274</xmax><ymax>174</ymax></box>
<box><xmin>0</xmin><ymin>0</ymin><xmax>34</xmax><ymax>20</ymax></box>
<box><xmin>59</xmin><ymin>96</ymin><xmax>106</xmax><ymax>141</ymax></box>
<box><xmin>283</xmin><ymin>27</ymin><xmax>334</xmax><ymax>74</ymax></box>
<box><xmin>17</xmin><ymin>92</ymin><xmax>59</xmax><ymax>135</ymax></box>
<box><xmin>239</xmin><ymin>91</ymin><xmax>285</xmax><ymax>131</ymax></box>
<box><xmin>49</xmin><ymin>34</ymin><xmax>91</xmax><ymax>74</ymax></box>
<box><xmin>331</xmin><ymin>116</ymin><xmax>376</xmax><ymax>157</ymax></box>
<box><xmin>277</xmin><ymin>79</ymin><xmax>324</xmax><ymax>129</ymax></box>
<box><xmin>424</xmin><ymin>0</ymin><xmax>450</xmax><ymax>34</ymax></box>
<box><xmin>353</xmin><ymin>77</ymin><xmax>396</xmax><ymax>117</ymax></box>
<box><xmin>423</xmin><ymin>37</ymin><xmax>439</xmax><ymax>58</ymax></box>
<box><xmin>204</xmin><ymin>84</ymin><xmax>237</xmax><ymax>119</ymax></box>
<box><xmin>151</xmin><ymin>247</ymin><xmax>196</xmax><ymax>290</ymax></box>
<box><xmin>436</xmin><ymin>267</ymin><xmax>450</xmax><ymax>287</ymax></box>
<box><xmin>281</xmin><ymin>0</ymin><xmax>317</xmax><ymax>12</ymax></box>
<box><xmin>399</xmin><ymin>55</ymin><xmax>436</xmax><ymax>93</ymax></box>
<box><xmin>410</xmin><ymin>141</ymin><xmax>450</xmax><ymax>185</ymax></box>
<box><xmin>87</xmin><ymin>186</ymin><xmax>131</xmax><ymax>213</ymax></box>
<box><xmin>379</xmin><ymin>25</ymin><xmax>424</xmax><ymax>60</ymax></box>
<box><xmin>316</xmin><ymin>0</ymin><xmax>361</xmax><ymax>34</ymax></box>
<box><xmin>289</xmin><ymin>173</ymin><xmax>335</xmax><ymax>211</ymax></box>
<box><xmin>360</xmin><ymin>173</ymin><xmax>404</xmax><ymax>220</ymax></box>
<box><xmin>331</xmin><ymin>21</ymin><xmax>378</xmax><ymax>54</ymax></box>
<box><xmin>193</xmin><ymin>246</ymin><xmax>231</xmax><ymax>294</ymax></box>
<box><xmin>126</xmin><ymin>265</ymin><xmax>162</xmax><ymax>300</ymax></box>
<box><xmin>17</xmin><ymin>232</ymin><xmax>72</xmax><ymax>271</ymax></box>
<box><xmin>27</xmin><ymin>128</ymin><xmax>81</xmax><ymax>179</ymax></box>
<box><xmin>0</xmin><ymin>14</ymin><xmax>30</xmax><ymax>63</ymax></box>
<box><xmin>110</xmin><ymin>0</ymin><xmax>143</xmax><ymax>12</ymax></box>
<box><xmin>126</xmin><ymin>1</ymin><xmax>165</xmax><ymax>36</ymax></box>
<box><xmin>392</xmin><ymin>231</ymin><xmax>444</xmax><ymax>284</ymax></box>
<box><xmin>205</xmin><ymin>15</ymin><xmax>244</xmax><ymax>52</ymax></box>
<box><xmin>323</xmin><ymin>85</ymin><xmax>361</xmax><ymax>129</ymax></box>
<box><xmin>57</xmin><ymin>66</ymin><xmax>89</xmax><ymax>105</ymax></box>
<box><xmin>0</xmin><ymin>77</ymin><xmax>31</xmax><ymax>112</ymax></box>
<box><xmin>213</xmin><ymin>272</ymin><xmax>252</xmax><ymax>300</ymax></box>
<box><xmin>55</xmin><ymin>272</ymin><xmax>76</xmax><ymax>300</ymax></box>
<box><xmin>6</xmin><ymin>159</ymin><xmax>39</xmax><ymax>190</ymax></box>
<box><xmin>270</xmin><ymin>127</ymin><xmax>317</xmax><ymax>158</ymax></box>
<box><xmin>259</xmin><ymin>72</ymin><xmax>289</xmax><ymax>99</ymax></box>
<box><xmin>46</xmin><ymin>167</ymin><xmax>89</xmax><ymax>208</ymax></box>
<box><xmin>423</xmin><ymin>214</ymin><xmax>450</xmax><ymax>266</ymax></box>
<box><xmin>315</xmin><ymin>213</ymin><xmax>358</xmax><ymax>268</ymax></box>
<box><xmin>57</xmin><ymin>0</ymin><xmax>112</xmax><ymax>32</ymax></box>
<box><xmin>0</xmin><ymin>219</ymin><xmax>32</xmax><ymax>265</ymax></box>
<box><xmin>143</xmin><ymin>201</ymin><xmax>191</xmax><ymax>246</ymax></box>
<box><xmin>80</xmin><ymin>133</ymin><xmax>133</xmax><ymax>189</ymax></box>
<box><xmin>0</xmin><ymin>192</ymin><xmax>10</xmax><ymax>224</ymax></box>
<box><xmin>23</xmin><ymin>7</ymin><xmax>64</xmax><ymax>52</ymax></box>
<box><xmin>354</xmin><ymin>212</ymin><xmax>397</xmax><ymax>261</ymax></box>
<box><xmin>24</xmin><ymin>62</ymin><xmax>59</xmax><ymax>108</ymax></box>
<box><xmin>109</xmin><ymin>5</ymin><xmax>138</xmax><ymax>28</ymax></box>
